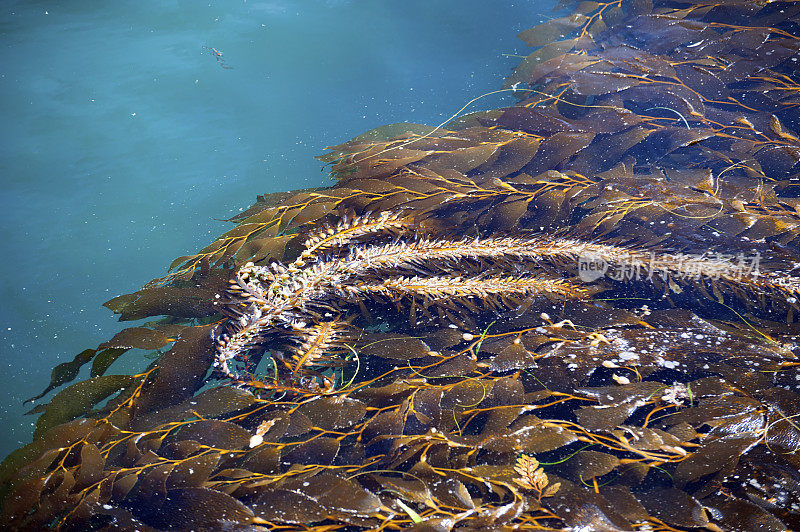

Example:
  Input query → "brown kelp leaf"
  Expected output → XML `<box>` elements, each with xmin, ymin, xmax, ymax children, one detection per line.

<box><xmin>482</xmin><ymin>406</ymin><xmax>526</xmax><ymax>435</ymax></box>
<box><xmin>159</xmin><ymin>440</ymin><xmax>205</xmax><ymax>460</ymax></box>
<box><xmin>599</xmin><ymin>485</ymin><xmax>650</xmax><ymax>523</ymax></box>
<box><xmin>424</xmin><ymin>144</ymin><xmax>500</xmax><ymax>175</ymax></box>
<box><xmin>330</xmin><ymin>123</ymin><xmax>435</xmax><ymax>150</ymax></box>
<box><xmin>517</xmin><ymin>14</ymin><xmax>589</xmax><ymax>46</ymax></box>
<box><xmin>0</xmin><ymin>418</ymin><xmax>97</xmax><ymax>498</ymax></box>
<box><xmin>234</xmin><ymin>234</ymin><xmax>294</xmax><ymax>264</ymax></box>
<box><xmin>499</xmin><ymin>417</ymin><xmax>578</xmax><ymax>453</ymax></box>
<box><xmin>484</xmin><ymin>335</ymin><xmax>538</xmax><ymax>372</ymax></box>
<box><xmin>36</xmin><ymin>469</ymin><xmax>75</xmax><ymax>522</ymax></box>
<box><xmin>284</xmin><ymin>202</ymin><xmax>334</xmax><ymax>230</ymax></box>
<box><xmin>112</xmin><ymin>471</ymin><xmax>140</xmax><ymax>501</ymax></box>
<box><xmin>570</xmin><ymin>71</ymin><xmax>640</xmax><ymax>96</ymax></box>
<box><xmin>213</xmin><ymin>222</ymin><xmax>276</xmax><ymax>244</ymax></box>
<box><xmin>0</xmin><ymin>474</ymin><xmax>49</xmax><ymax>529</ymax></box>
<box><xmin>317</xmin><ymin>478</ymin><xmax>384</xmax><ymax>516</ymax></box>
<box><xmin>370</xmin><ymin>474</ymin><xmax>433</xmax><ymax>505</ymax></box>
<box><xmin>441</xmin><ymin>379</ymin><xmax>489</xmax><ymax>410</ymax></box>
<box><xmin>521</xmin><ymin>132</ymin><xmax>595</xmax><ymax>175</ymax></box>
<box><xmin>577</xmin><ymin>382</ymin><xmax>665</xmax><ymax>407</ymax></box>
<box><xmin>166</xmin><ymin>452</ymin><xmax>220</xmax><ymax>489</ymax></box>
<box><xmin>579</xmin><ymin>108</ymin><xmax>644</xmax><ymax>134</ymax></box>
<box><xmin>154</xmin><ymin>487</ymin><xmax>255</xmax><ymax>529</ymax></box>
<box><xmin>74</xmin><ymin>443</ymin><xmax>105</xmax><ymax>491</ymax></box>
<box><xmin>572</xmin><ymin>127</ymin><xmax>654</xmax><ymax>174</ymax></box>
<box><xmin>251</xmin><ymin>489</ymin><xmax>323</xmax><ymax>523</ymax></box>
<box><xmin>176</xmin><ymin>420</ymin><xmax>252</xmax><ymax>450</ymax></box>
<box><xmin>621</xmin><ymin>83</ymin><xmax>705</xmax><ymax>120</ymax></box>
<box><xmin>285</xmin><ymin>411</ymin><xmax>314</xmax><ymax>438</ymax></box>
<box><xmin>674</xmin><ymin>434</ymin><xmax>760</xmax><ymax>485</ymax></box>
<box><xmin>131</xmin><ymin>324</ymin><xmax>215</xmax><ymax>417</ymax></box>
<box><xmin>230</xmin><ymin>207</ymin><xmax>285</xmax><ymax>229</ymax></box>
<box><xmin>125</xmin><ymin>464</ymin><xmax>175</xmax><ymax>521</ymax></box>
<box><xmin>633</xmin><ymin>127</ymin><xmax>714</xmax><ymax>164</ymax></box>
<box><xmin>663</xmin><ymin>395</ymin><xmax>764</xmax><ymax>433</ymax></box>
<box><xmin>611</xmin><ymin>426</ymin><xmax>684</xmax><ymax>452</ymax></box>
<box><xmin>495</xmin><ymin>106</ymin><xmax>582</xmax><ymax>136</ymax></box>
<box><xmin>487</xmin><ymin>198</ymin><xmax>530</xmax><ymax>229</ymax></box>
<box><xmin>25</xmin><ymin>348</ymin><xmax>96</xmax><ymax>403</ymax></box>
<box><xmin>104</xmin><ymin>270</ymin><xmax>230</xmax><ymax>321</ymax></box>
<box><xmin>523</xmin><ymin>51</ymin><xmax>597</xmax><ymax>87</ymax></box>
<box><xmin>361</xmin><ymin>401</ymin><xmax>408</xmax><ymax>447</ymax></box>
<box><xmin>553</xmin><ymin>450</ymin><xmax>620</xmax><ymax>482</ymax></box>
<box><xmin>296</xmin><ymin>397</ymin><xmax>367</xmax><ymax>431</ymax></box>
<box><xmin>638</xmin><ymin>488</ymin><xmax>711</xmax><ymax>528</ymax></box>
<box><xmin>1</xmin><ymin>446</ymin><xmax>61</xmax><ymax>507</ymax></box>
<box><xmin>283</xmin><ymin>437</ymin><xmax>340</xmax><ymax>465</ymax></box>
<box><xmin>240</xmin><ymin>446</ymin><xmax>280</xmax><ymax>474</ymax></box>
<box><xmin>357</xmin><ymin>334</ymin><xmax>432</xmax><ymax>360</ymax></box>
<box><xmin>429</xmin><ymin>477</ymin><xmax>475</xmax><ymax>509</ymax></box>
<box><xmin>143</xmin><ymin>386</ymin><xmax>257</xmax><ymax>428</ymax></box>
<box><xmin>353</xmin><ymin>152</ymin><xmax>433</xmax><ymax>180</ymax></box>
<box><xmin>98</xmin><ymin>326</ymin><xmax>173</xmax><ymax>350</ymax></box>
<box><xmin>67</xmin><ymin>502</ymin><xmax>151</xmax><ymax>532</ymax></box>
<box><xmin>471</xmin><ymin>136</ymin><xmax>542</xmax><ymax>181</ymax></box>
<box><xmin>178</xmin><ymin>385</ymin><xmax>256</xmax><ymax>418</ymax></box>
<box><xmin>33</xmin><ymin>375</ymin><xmax>135</xmax><ymax>439</ymax></box>
<box><xmin>89</xmin><ymin>347</ymin><xmax>130</xmax><ymax>378</ymax></box>
<box><xmin>523</xmin><ymin>44</ymin><xmax>601</xmax><ymax>89</ymax></box>
<box><xmin>769</xmin><ymin>114</ymin><xmax>800</xmax><ymax>142</ymax></box>
<box><xmin>714</xmin><ymin>498</ymin><xmax>790</xmax><ymax>532</ymax></box>
<box><xmin>407</xmin><ymin>387</ymin><xmax>443</xmax><ymax>428</ymax></box>
<box><xmin>575</xmin><ymin>402</ymin><xmax>639</xmax><ymax>431</ymax></box>
<box><xmin>544</xmin><ymin>480</ymin><xmax>631</xmax><ymax>531</ymax></box>
<box><xmin>249</xmin><ymin>413</ymin><xmax>291</xmax><ymax>445</ymax></box>
<box><xmin>675</xmin><ymin>64</ymin><xmax>729</xmax><ymax>101</ymax></box>
<box><xmin>487</xmin><ymin>376</ymin><xmax>525</xmax><ymax>406</ymax></box>
<box><xmin>419</xmin><ymin>354</ymin><xmax>477</xmax><ymax>379</ymax></box>
<box><xmin>754</xmin><ymin>144</ymin><xmax>800</xmax><ymax>177</ymax></box>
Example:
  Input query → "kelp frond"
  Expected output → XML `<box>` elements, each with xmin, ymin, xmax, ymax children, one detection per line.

<box><xmin>214</xmin><ymin>216</ymin><xmax>800</xmax><ymax>391</ymax></box>
<box><xmin>340</xmin><ymin>275</ymin><xmax>586</xmax><ymax>301</ymax></box>
<box><xmin>298</xmin><ymin>211</ymin><xmax>413</xmax><ymax>261</ymax></box>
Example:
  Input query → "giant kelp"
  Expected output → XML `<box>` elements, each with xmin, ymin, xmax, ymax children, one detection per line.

<box><xmin>3</xmin><ymin>0</ymin><xmax>800</xmax><ymax>530</ymax></box>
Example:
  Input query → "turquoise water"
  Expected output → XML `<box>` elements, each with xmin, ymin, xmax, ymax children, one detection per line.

<box><xmin>0</xmin><ymin>1</ymin><xmax>551</xmax><ymax>458</ymax></box>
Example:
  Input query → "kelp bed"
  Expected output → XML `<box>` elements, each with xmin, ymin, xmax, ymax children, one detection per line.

<box><xmin>3</xmin><ymin>0</ymin><xmax>800</xmax><ymax>530</ymax></box>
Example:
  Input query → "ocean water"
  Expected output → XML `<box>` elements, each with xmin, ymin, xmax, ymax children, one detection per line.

<box><xmin>0</xmin><ymin>1</ymin><xmax>552</xmax><ymax>459</ymax></box>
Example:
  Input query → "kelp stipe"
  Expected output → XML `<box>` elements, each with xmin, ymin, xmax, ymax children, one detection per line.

<box><xmin>2</xmin><ymin>0</ymin><xmax>800</xmax><ymax>530</ymax></box>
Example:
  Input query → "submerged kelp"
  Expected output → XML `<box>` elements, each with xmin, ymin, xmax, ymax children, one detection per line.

<box><xmin>3</xmin><ymin>0</ymin><xmax>800</xmax><ymax>530</ymax></box>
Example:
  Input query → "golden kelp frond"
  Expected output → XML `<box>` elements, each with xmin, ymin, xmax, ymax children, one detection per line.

<box><xmin>298</xmin><ymin>210</ymin><xmax>414</xmax><ymax>261</ymax></box>
<box><xmin>340</xmin><ymin>274</ymin><xmax>586</xmax><ymax>301</ymax></box>
<box><xmin>285</xmin><ymin>319</ymin><xmax>351</xmax><ymax>379</ymax></box>
<box><xmin>6</xmin><ymin>0</ymin><xmax>800</xmax><ymax>531</ymax></box>
<box><xmin>348</xmin><ymin>233</ymin><xmax>800</xmax><ymax>302</ymax></box>
<box><xmin>514</xmin><ymin>454</ymin><xmax>561</xmax><ymax>500</ymax></box>
<box><xmin>210</xmin><ymin>218</ymin><xmax>800</xmax><ymax>394</ymax></box>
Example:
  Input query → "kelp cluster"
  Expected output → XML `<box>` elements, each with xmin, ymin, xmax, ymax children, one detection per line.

<box><xmin>3</xmin><ymin>0</ymin><xmax>800</xmax><ymax>530</ymax></box>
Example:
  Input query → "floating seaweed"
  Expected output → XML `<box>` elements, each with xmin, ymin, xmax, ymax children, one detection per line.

<box><xmin>2</xmin><ymin>0</ymin><xmax>800</xmax><ymax>530</ymax></box>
